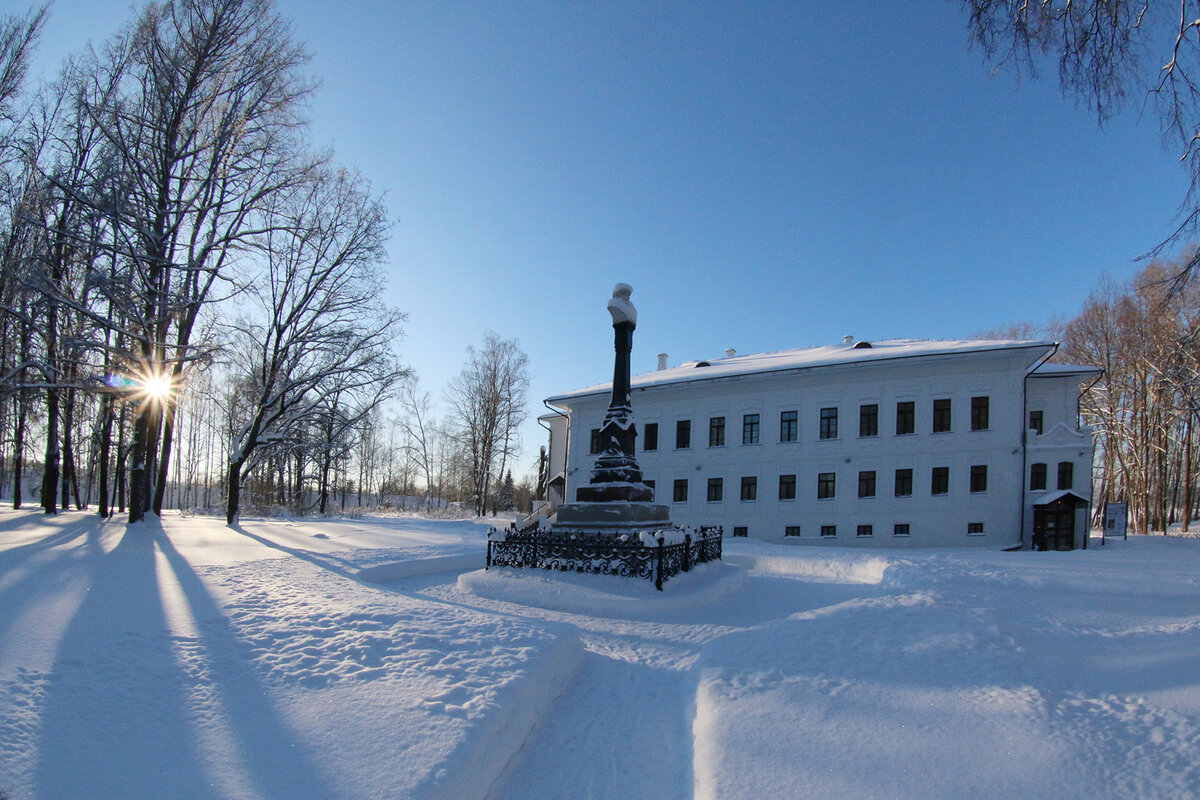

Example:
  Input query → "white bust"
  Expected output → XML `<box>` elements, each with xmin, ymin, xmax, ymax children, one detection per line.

<box><xmin>607</xmin><ymin>282</ymin><xmax>637</xmax><ymax>327</ymax></box>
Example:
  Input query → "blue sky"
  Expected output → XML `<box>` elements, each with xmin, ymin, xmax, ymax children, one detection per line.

<box><xmin>30</xmin><ymin>1</ymin><xmax>1189</xmax><ymax>477</ymax></box>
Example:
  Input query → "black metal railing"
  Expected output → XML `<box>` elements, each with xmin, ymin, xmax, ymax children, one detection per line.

<box><xmin>486</xmin><ymin>526</ymin><xmax>723</xmax><ymax>590</ymax></box>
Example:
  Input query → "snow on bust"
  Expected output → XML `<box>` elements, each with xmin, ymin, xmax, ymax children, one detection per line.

<box><xmin>607</xmin><ymin>282</ymin><xmax>636</xmax><ymax>328</ymax></box>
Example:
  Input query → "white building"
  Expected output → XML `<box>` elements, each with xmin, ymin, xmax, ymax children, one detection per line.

<box><xmin>541</xmin><ymin>338</ymin><xmax>1099</xmax><ymax>549</ymax></box>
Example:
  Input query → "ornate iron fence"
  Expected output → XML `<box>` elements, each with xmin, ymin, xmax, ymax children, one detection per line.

<box><xmin>486</xmin><ymin>526</ymin><xmax>723</xmax><ymax>590</ymax></box>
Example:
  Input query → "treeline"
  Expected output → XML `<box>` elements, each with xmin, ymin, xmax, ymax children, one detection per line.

<box><xmin>1059</xmin><ymin>259</ymin><xmax>1200</xmax><ymax>534</ymax></box>
<box><xmin>0</xmin><ymin>1</ymin><xmax>531</xmax><ymax>525</ymax></box>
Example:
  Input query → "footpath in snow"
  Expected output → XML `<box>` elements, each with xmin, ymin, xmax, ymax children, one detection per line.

<box><xmin>1</xmin><ymin>509</ymin><xmax>1199</xmax><ymax>799</ymax></box>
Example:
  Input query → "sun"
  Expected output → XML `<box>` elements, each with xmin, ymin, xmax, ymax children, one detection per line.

<box><xmin>139</xmin><ymin>372</ymin><xmax>173</xmax><ymax>402</ymax></box>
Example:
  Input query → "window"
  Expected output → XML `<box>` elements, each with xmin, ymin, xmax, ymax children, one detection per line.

<box><xmin>971</xmin><ymin>396</ymin><xmax>990</xmax><ymax>431</ymax></box>
<box><xmin>780</xmin><ymin>410</ymin><xmax>798</xmax><ymax>442</ymax></box>
<box><xmin>857</xmin><ymin>524</ymin><xmax>873</xmax><ymax>537</ymax></box>
<box><xmin>894</xmin><ymin>468</ymin><xmax>913</xmax><ymax>497</ymax></box>
<box><xmin>707</xmin><ymin>477</ymin><xmax>724</xmax><ymax>502</ymax></box>
<box><xmin>1030</xmin><ymin>462</ymin><xmax>1047</xmax><ymax>491</ymax></box>
<box><xmin>820</xmin><ymin>407</ymin><xmax>838</xmax><ymax>440</ymax></box>
<box><xmin>933</xmin><ymin>398</ymin><xmax>952</xmax><ymax>432</ymax></box>
<box><xmin>743</xmin><ymin>414</ymin><xmax>760</xmax><ymax>445</ymax></box>
<box><xmin>778</xmin><ymin>473</ymin><xmax>796</xmax><ymax>500</ymax></box>
<box><xmin>896</xmin><ymin>401</ymin><xmax>915</xmax><ymax>435</ymax></box>
<box><xmin>1029</xmin><ymin>410</ymin><xmax>1044</xmax><ymax>435</ymax></box>
<box><xmin>818</xmin><ymin>472</ymin><xmax>836</xmax><ymax>499</ymax></box>
<box><xmin>859</xmin><ymin>404</ymin><xmax>879</xmax><ymax>437</ymax></box>
<box><xmin>733</xmin><ymin>526</ymin><xmax>748</xmax><ymax>537</ymax></box>
<box><xmin>894</xmin><ymin>523</ymin><xmax>910</xmax><ymax>537</ymax></box>
<box><xmin>967</xmin><ymin>522</ymin><xmax>985</xmax><ymax>536</ymax></box>
<box><xmin>589</xmin><ymin>428</ymin><xmax>602</xmax><ymax>455</ymax></box>
<box><xmin>708</xmin><ymin>416</ymin><xmax>726</xmax><ymax>447</ymax></box>
<box><xmin>931</xmin><ymin>466</ymin><xmax>949</xmax><ymax>495</ymax></box>
<box><xmin>672</xmin><ymin>478</ymin><xmax>688</xmax><ymax>503</ymax></box>
<box><xmin>820</xmin><ymin>525</ymin><xmax>837</xmax><ymax>538</ymax></box>
<box><xmin>1057</xmin><ymin>461</ymin><xmax>1074</xmax><ymax>490</ymax></box>
<box><xmin>858</xmin><ymin>470</ymin><xmax>876</xmax><ymax>498</ymax></box>
<box><xmin>740</xmin><ymin>476</ymin><xmax>758</xmax><ymax>501</ymax></box>
<box><xmin>785</xmin><ymin>526</ymin><xmax>801</xmax><ymax>537</ymax></box>
<box><xmin>643</xmin><ymin>422</ymin><xmax>658</xmax><ymax>451</ymax></box>
<box><xmin>970</xmin><ymin>464</ymin><xmax>988</xmax><ymax>493</ymax></box>
<box><xmin>675</xmin><ymin>420</ymin><xmax>691</xmax><ymax>449</ymax></box>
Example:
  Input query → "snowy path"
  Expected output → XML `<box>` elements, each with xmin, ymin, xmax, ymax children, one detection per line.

<box><xmin>390</xmin><ymin>555</ymin><xmax>884</xmax><ymax>799</ymax></box>
<box><xmin>485</xmin><ymin>647</ymin><xmax>695</xmax><ymax>799</ymax></box>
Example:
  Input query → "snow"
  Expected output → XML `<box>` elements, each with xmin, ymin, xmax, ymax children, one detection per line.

<box><xmin>2</xmin><ymin>509</ymin><xmax>1200</xmax><ymax>799</ymax></box>
<box><xmin>547</xmin><ymin>338</ymin><xmax>1061</xmax><ymax>401</ymax></box>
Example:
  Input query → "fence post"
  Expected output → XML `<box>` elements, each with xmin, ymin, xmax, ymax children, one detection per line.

<box><xmin>486</xmin><ymin>531</ymin><xmax>492</xmax><ymax>569</ymax></box>
<box><xmin>655</xmin><ymin>534</ymin><xmax>665</xmax><ymax>590</ymax></box>
<box><xmin>683</xmin><ymin>532</ymin><xmax>692</xmax><ymax>572</ymax></box>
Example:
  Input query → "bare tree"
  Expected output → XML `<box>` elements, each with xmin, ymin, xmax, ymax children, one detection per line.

<box><xmin>69</xmin><ymin>0</ymin><xmax>316</xmax><ymax>522</ymax></box>
<box><xmin>444</xmin><ymin>332</ymin><xmax>529</xmax><ymax>517</ymax></box>
<box><xmin>961</xmin><ymin>1</ymin><xmax>1200</xmax><ymax>268</ymax></box>
<box><xmin>1063</xmin><ymin>257</ymin><xmax>1200</xmax><ymax>532</ymax></box>
<box><xmin>396</xmin><ymin>375</ymin><xmax>438</xmax><ymax>510</ymax></box>
<box><xmin>223</xmin><ymin>165</ymin><xmax>406</xmax><ymax>525</ymax></box>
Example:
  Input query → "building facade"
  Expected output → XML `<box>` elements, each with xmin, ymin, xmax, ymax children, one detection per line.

<box><xmin>542</xmin><ymin>339</ymin><xmax>1099</xmax><ymax>549</ymax></box>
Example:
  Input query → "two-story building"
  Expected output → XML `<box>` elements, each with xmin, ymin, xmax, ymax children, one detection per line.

<box><xmin>541</xmin><ymin>338</ymin><xmax>1099</xmax><ymax>549</ymax></box>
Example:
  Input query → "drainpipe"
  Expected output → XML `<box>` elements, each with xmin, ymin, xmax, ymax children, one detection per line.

<box><xmin>542</xmin><ymin>399</ymin><xmax>570</xmax><ymax>503</ymax></box>
<box><xmin>1020</xmin><ymin>343</ymin><xmax>1059</xmax><ymax>548</ymax></box>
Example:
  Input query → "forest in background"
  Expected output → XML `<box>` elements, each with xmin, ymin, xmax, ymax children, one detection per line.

<box><xmin>0</xmin><ymin>0</ymin><xmax>531</xmax><ymax>525</ymax></box>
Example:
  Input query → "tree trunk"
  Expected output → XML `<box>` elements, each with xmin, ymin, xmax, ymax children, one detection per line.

<box><xmin>98</xmin><ymin>395</ymin><xmax>114</xmax><ymax>518</ymax></box>
<box><xmin>226</xmin><ymin>459</ymin><xmax>242</xmax><ymax>525</ymax></box>
<box><xmin>41</xmin><ymin>385</ymin><xmax>60</xmax><ymax>515</ymax></box>
<box><xmin>128</xmin><ymin>407</ymin><xmax>151</xmax><ymax>523</ymax></box>
<box><xmin>153</xmin><ymin>394</ymin><xmax>179</xmax><ymax>515</ymax></box>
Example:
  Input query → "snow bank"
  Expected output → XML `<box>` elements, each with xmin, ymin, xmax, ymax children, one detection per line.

<box><xmin>458</xmin><ymin>561</ymin><xmax>746</xmax><ymax>617</ymax></box>
<box><xmin>724</xmin><ymin>548</ymin><xmax>891</xmax><ymax>585</ymax></box>
<box><xmin>357</xmin><ymin>553</ymin><xmax>482</xmax><ymax>583</ymax></box>
<box><xmin>691</xmin><ymin>538</ymin><xmax>1200</xmax><ymax>799</ymax></box>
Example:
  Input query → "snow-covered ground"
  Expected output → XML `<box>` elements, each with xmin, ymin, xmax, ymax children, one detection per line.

<box><xmin>1</xmin><ymin>509</ymin><xmax>1198</xmax><ymax>799</ymax></box>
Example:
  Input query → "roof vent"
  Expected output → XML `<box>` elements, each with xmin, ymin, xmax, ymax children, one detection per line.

<box><xmin>843</xmin><ymin>335</ymin><xmax>854</xmax><ymax>345</ymax></box>
<box><xmin>724</xmin><ymin>348</ymin><xmax>736</xmax><ymax>358</ymax></box>
<box><xmin>853</xmin><ymin>340</ymin><xmax>873</xmax><ymax>349</ymax></box>
<box><xmin>657</xmin><ymin>353</ymin><xmax>669</xmax><ymax>371</ymax></box>
<box><xmin>695</xmin><ymin>360</ymin><xmax>711</xmax><ymax>368</ymax></box>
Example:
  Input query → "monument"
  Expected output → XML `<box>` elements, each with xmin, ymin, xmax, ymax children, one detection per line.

<box><xmin>553</xmin><ymin>283</ymin><xmax>672</xmax><ymax>531</ymax></box>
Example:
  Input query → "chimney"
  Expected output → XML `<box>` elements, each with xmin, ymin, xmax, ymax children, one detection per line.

<box><xmin>843</xmin><ymin>335</ymin><xmax>854</xmax><ymax>345</ymax></box>
<box><xmin>657</xmin><ymin>353</ymin><xmax>669</xmax><ymax>371</ymax></box>
<box><xmin>724</xmin><ymin>348</ymin><xmax>736</xmax><ymax>359</ymax></box>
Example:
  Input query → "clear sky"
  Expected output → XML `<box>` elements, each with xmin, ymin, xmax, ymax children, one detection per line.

<box><xmin>27</xmin><ymin>1</ymin><xmax>1190</xmax><ymax>478</ymax></box>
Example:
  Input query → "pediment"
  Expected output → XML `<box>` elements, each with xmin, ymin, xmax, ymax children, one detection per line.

<box><xmin>1031</xmin><ymin>422</ymin><xmax>1087</xmax><ymax>448</ymax></box>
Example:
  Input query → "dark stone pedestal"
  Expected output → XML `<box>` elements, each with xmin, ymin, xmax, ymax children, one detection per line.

<box><xmin>554</xmin><ymin>499</ymin><xmax>672</xmax><ymax>531</ymax></box>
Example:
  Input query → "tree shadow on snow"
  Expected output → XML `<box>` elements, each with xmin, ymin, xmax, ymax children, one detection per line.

<box><xmin>32</xmin><ymin>518</ymin><xmax>337</xmax><ymax>800</ymax></box>
<box><xmin>0</xmin><ymin>514</ymin><xmax>104</xmax><ymax>649</ymax></box>
<box><xmin>226</xmin><ymin>521</ymin><xmax>362</xmax><ymax>580</ymax></box>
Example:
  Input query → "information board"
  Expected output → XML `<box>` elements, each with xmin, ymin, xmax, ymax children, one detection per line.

<box><xmin>1103</xmin><ymin>502</ymin><xmax>1128</xmax><ymax>544</ymax></box>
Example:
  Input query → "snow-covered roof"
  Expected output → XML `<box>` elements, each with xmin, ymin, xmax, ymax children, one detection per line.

<box><xmin>547</xmin><ymin>339</ymin><xmax>1060</xmax><ymax>404</ymax></box>
<box><xmin>1030</xmin><ymin>362</ymin><xmax>1102</xmax><ymax>379</ymax></box>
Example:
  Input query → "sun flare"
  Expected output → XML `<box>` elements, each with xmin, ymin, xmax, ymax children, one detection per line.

<box><xmin>140</xmin><ymin>373</ymin><xmax>173</xmax><ymax>401</ymax></box>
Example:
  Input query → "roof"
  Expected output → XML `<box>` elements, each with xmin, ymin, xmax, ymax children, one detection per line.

<box><xmin>547</xmin><ymin>338</ymin><xmax>1061</xmax><ymax>404</ymax></box>
<box><xmin>1033</xmin><ymin>490</ymin><xmax>1091</xmax><ymax>508</ymax></box>
<box><xmin>1030</xmin><ymin>363</ymin><xmax>1103</xmax><ymax>379</ymax></box>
